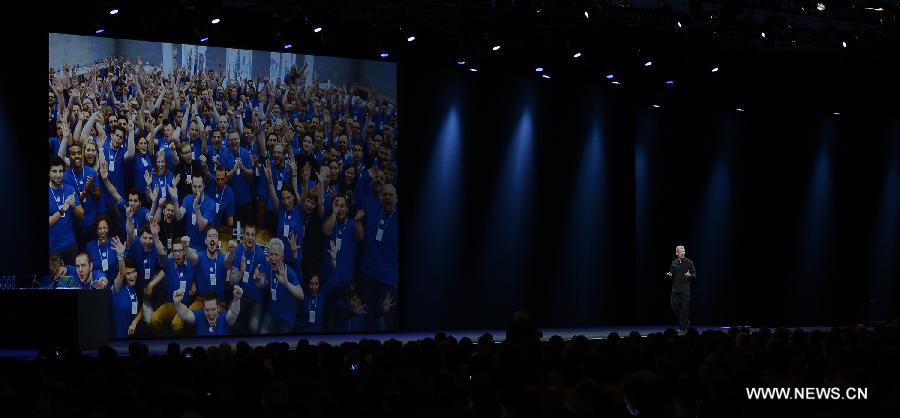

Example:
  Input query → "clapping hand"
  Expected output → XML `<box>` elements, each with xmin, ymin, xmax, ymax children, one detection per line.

<box><xmin>381</xmin><ymin>292</ymin><xmax>396</xmax><ymax>313</ymax></box>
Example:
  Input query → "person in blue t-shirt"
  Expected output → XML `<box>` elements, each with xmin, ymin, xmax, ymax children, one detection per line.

<box><xmin>72</xmin><ymin>252</ymin><xmax>110</xmax><ymax>290</ymax></box>
<box><xmin>122</xmin><ymin>189</ymin><xmax>151</xmax><ymax>242</ymax></box>
<box><xmin>99</xmin><ymin>123</ymin><xmax>135</xmax><ymax>211</ymax></box>
<box><xmin>50</xmin><ymin>156</ymin><xmax>85</xmax><ymax>264</ymax></box>
<box><xmin>173</xmin><ymin>286</ymin><xmax>242</xmax><ymax>337</ymax></box>
<box><xmin>132</xmin><ymin>136</ymin><xmax>156</xmax><ymax>197</ymax></box>
<box><xmin>226</xmin><ymin>130</ymin><xmax>255</xmax><ymax>225</ymax></box>
<box><xmin>85</xmin><ymin>215</ymin><xmax>119</xmax><ymax>282</ymax></box>
<box><xmin>359</xmin><ymin>184</ymin><xmax>398</xmax><ymax>331</ymax></box>
<box><xmin>109</xmin><ymin>238</ymin><xmax>145</xmax><ymax>338</ymax></box>
<box><xmin>299</xmin><ymin>274</ymin><xmax>334</xmax><ymax>334</ymax></box>
<box><xmin>322</xmin><ymin>195</ymin><xmax>364</xmax><ymax>297</ymax></box>
<box><xmin>264</xmin><ymin>152</ymin><xmax>307</xmax><ymax>273</ymax></box>
<box><xmin>207</xmin><ymin>166</ymin><xmax>236</xmax><ymax>227</ymax></box>
<box><xmin>127</xmin><ymin>224</ymin><xmax>159</xmax><ymax>298</ymax></box>
<box><xmin>186</xmin><ymin>228</ymin><xmax>234</xmax><ymax>307</ymax></box>
<box><xmin>335</xmin><ymin>283</ymin><xmax>367</xmax><ymax>332</ymax></box>
<box><xmin>230</xmin><ymin>223</ymin><xmax>268</xmax><ymax>334</ymax></box>
<box><xmin>146</xmin><ymin>232</ymin><xmax>197</xmax><ymax>336</ymax></box>
<box><xmin>62</xmin><ymin>144</ymin><xmax>101</xmax><ymax>250</ymax></box>
<box><xmin>255</xmin><ymin>238</ymin><xmax>304</xmax><ymax>335</ymax></box>
<box><xmin>177</xmin><ymin>175</ymin><xmax>217</xmax><ymax>253</ymax></box>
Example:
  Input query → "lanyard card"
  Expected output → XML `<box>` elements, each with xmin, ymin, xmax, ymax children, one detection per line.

<box><xmin>376</xmin><ymin>228</ymin><xmax>384</xmax><ymax>242</ymax></box>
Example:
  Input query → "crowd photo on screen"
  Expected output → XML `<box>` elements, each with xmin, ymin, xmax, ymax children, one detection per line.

<box><xmin>47</xmin><ymin>34</ymin><xmax>399</xmax><ymax>338</ymax></box>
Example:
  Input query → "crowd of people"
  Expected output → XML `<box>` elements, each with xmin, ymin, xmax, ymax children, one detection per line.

<box><xmin>3</xmin><ymin>320</ymin><xmax>899</xmax><ymax>418</ymax></box>
<box><xmin>47</xmin><ymin>53</ymin><xmax>399</xmax><ymax>337</ymax></box>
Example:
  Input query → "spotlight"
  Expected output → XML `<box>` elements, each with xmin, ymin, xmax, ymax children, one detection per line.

<box><xmin>842</xmin><ymin>41</ymin><xmax>847</xmax><ymax>48</ymax></box>
<box><xmin>457</xmin><ymin>60</ymin><xmax>466</xmax><ymax>65</ymax></box>
<box><xmin>96</xmin><ymin>28</ymin><xmax>105</xmax><ymax>34</ymax></box>
<box><xmin>492</xmin><ymin>45</ymin><xmax>501</xmax><ymax>51</ymax></box>
<box><xmin>211</xmin><ymin>18</ymin><xmax>221</xmax><ymax>24</ymax></box>
<box><xmin>816</xmin><ymin>2</ymin><xmax>825</xmax><ymax>11</ymax></box>
<box><xmin>573</xmin><ymin>52</ymin><xmax>582</xmax><ymax>58</ymax></box>
<box><xmin>200</xmin><ymin>37</ymin><xmax>209</xmax><ymax>43</ymax></box>
<box><xmin>380</xmin><ymin>52</ymin><xmax>389</xmax><ymax>58</ymax></box>
<box><xmin>584</xmin><ymin>11</ymin><xmax>590</xmax><ymax>19</ymax></box>
<box><xmin>469</xmin><ymin>67</ymin><xmax>478</xmax><ymax>72</ymax></box>
<box><xmin>542</xmin><ymin>74</ymin><xmax>550</xmax><ymax>79</ymax></box>
<box><xmin>284</xmin><ymin>43</ymin><xmax>292</xmax><ymax>49</ymax></box>
<box><xmin>109</xmin><ymin>9</ymin><xmax>119</xmax><ymax>15</ymax></box>
<box><xmin>651</xmin><ymin>104</ymin><xmax>661</xmax><ymax>108</ymax></box>
<box><xmin>606</xmin><ymin>74</ymin><xmax>614</xmax><ymax>79</ymax></box>
<box><xmin>736</xmin><ymin>107</ymin><xmax>745</xmax><ymax>112</ymax></box>
<box><xmin>711</xmin><ymin>67</ymin><xmax>720</xmax><ymax>72</ymax></box>
<box><xmin>677</xmin><ymin>21</ymin><xmax>682</xmax><ymax>28</ymax></box>
<box><xmin>313</xmin><ymin>27</ymin><xmax>323</xmax><ymax>33</ymax></box>
<box><xmin>665</xmin><ymin>80</ymin><xmax>675</xmax><ymax>85</ymax></box>
<box><xmin>644</xmin><ymin>61</ymin><xmax>652</xmax><ymax>67</ymax></box>
<box><xmin>761</xmin><ymin>32</ymin><xmax>766</xmax><ymax>38</ymax></box>
<box><xmin>535</xmin><ymin>67</ymin><xmax>544</xmax><ymax>72</ymax></box>
<box><xmin>611</xmin><ymin>81</ymin><xmax>621</xmax><ymax>85</ymax></box>
<box><xmin>407</xmin><ymin>35</ymin><xmax>416</xmax><ymax>42</ymax></box>
<box><xmin>833</xmin><ymin>112</ymin><xmax>840</xmax><ymax>116</ymax></box>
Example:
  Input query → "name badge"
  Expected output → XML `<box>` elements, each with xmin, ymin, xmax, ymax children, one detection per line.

<box><xmin>161</xmin><ymin>187</ymin><xmax>167</xmax><ymax>198</ymax></box>
<box><xmin>283</xmin><ymin>224</ymin><xmax>289</xmax><ymax>237</ymax></box>
<box><xmin>144</xmin><ymin>268</ymin><xmax>151</xmax><ymax>280</ymax></box>
<box><xmin>167</xmin><ymin>238</ymin><xmax>173</xmax><ymax>249</ymax></box>
<box><xmin>276</xmin><ymin>180</ymin><xmax>282</xmax><ymax>190</ymax></box>
<box><xmin>215</xmin><ymin>202</ymin><xmax>220</xmax><ymax>213</ymax></box>
<box><xmin>131</xmin><ymin>300</ymin><xmax>138</xmax><ymax>315</ymax></box>
<box><xmin>101</xmin><ymin>258</ymin><xmax>109</xmax><ymax>271</ymax></box>
<box><xmin>186</xmin><ymin>174</ymin><xmax>192</xmax><ymax>183</ymax></box>
<box><xmin>243</xmin><ymin>270</ymin><xmax>249</xmax><ymax>283</ymax></box>
<box><xmin>376</xmin><ymin>228</ymin><xmax>384</xmax><ymax>242</ymax></box>
<box><xmin>335</xmin><ymin>238</ymin><xmax>342</xmax><ymax>251</ymax></box>
<box><xmin>271</xmin><ymin>288</ymin><xmax>277</xmax><ymax>301</ymax></box>
<box><xmin>109</xmin><ymin>159</ymin><xmax>116</xmax><ymax>172</ymax></box>
<box><xmin>191</xmin><ymin>213</ymin><xmax>196</xmax><ymax>225</ymax></box>
<box><xmin>309</xmin><ymin>310</ymin><xmax>316</xmax><ymax>323</ymax></box>
<box><xmin>142</xmin><ymin>158</ymin><xmax>148</xmax><ymax>167</ymax></box>
<box><xmin>210</xmin><ymin>273</ymin><xmax>217</xmax><ymax>286</ymax></box>
<box><xmin>179</xmin><ymin>280</ymin><xmax>186</xmax><ymax>292</ymax></box>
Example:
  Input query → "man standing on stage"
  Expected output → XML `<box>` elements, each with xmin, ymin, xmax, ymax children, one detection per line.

<box><xmin>666</xmin><ymin>245</ymin><xmax>696</xmax><ymax>332</ymax></box>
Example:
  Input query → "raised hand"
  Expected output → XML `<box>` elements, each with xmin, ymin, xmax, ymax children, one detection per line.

<box><xmin>125</xmin><ymin>205</ymin><xmax>134</xmax><ymax>219</ymax></box>
<box><xmin>354</xmin><ymin>210</ymin><xmax>365</xmax><ymax>222</ymax></box>
<box><xmin>172</xmin><ymin>173</ymin><xmax>181</xmax><ymax>187</ymax></box>
<box><xmin>233</xmin><ymin>285</ymin><xmax>243</xmax><ymax>299</ymax></box>
<box><xmin>253</xmin><ymin>264</ymin><xmax>262</xmax><ymax>282</ymax></box>
<box><xmin>149</xmin><ymin>218</ymin><xmax>160</xmax><ymax>236</ymax></box>
<box><xmin>112</xmin><ymin>236</ymin><xmax>127</xmax><ymax>257</ymax></box>
<box><xmin>288</xmin><ymin>232</ymin><xmax>298</xmax><ymax>253</ymax></box>
<box><xmin>99</xmin><ymin>160</ymin><xmax>109</xmax><ymax>181</ymax></box>
<box><xmin>173</xmin><ymin>288</ymin><xmax>184</xmax><ymax>305</ymax></box>
<box><xmin>328</xmin><ymin>240</ymin><xmax>338</xmax><ymax>267</ymax></box>
<box><xmin>148</xmin><ymin>185</ymin><xmax>159</xmax><ymax>203</ymax></box>
<box><xmin>381</xmin><ymin>292</ymin><xmax>396</xmax><ymax>312</ymax></box>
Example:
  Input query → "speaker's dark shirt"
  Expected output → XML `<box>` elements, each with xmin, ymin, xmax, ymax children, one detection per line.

<box><xmin>669</xmin><ymin>257</ymin><xmax>696</xmax><ymax>293</ymax></box>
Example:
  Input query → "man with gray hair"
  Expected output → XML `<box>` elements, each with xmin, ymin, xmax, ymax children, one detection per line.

<box><xmin>254</xmin><ymin>237</ymin><xmax>304</xmax><ymax>334</ymax></box>
<box><xmin>665</xmin><ymin>245</ymin><xmax>696</xmax><ymax>332</ymax></box>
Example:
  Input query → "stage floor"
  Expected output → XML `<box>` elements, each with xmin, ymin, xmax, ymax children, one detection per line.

<box><xmin>0</xmin><ymin>324</ymin><xmax>841</xmax><ymax>359</ymax></box>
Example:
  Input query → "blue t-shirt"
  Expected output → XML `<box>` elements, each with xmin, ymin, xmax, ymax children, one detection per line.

<box><xmin>264</xmin><ymin>263</ymin><xmax>301</xmax><ymax>326</ymax></box>
<box><xmin>62</xmin><ymin>166</ymin><xmax>99</xmax><ymax>229</ymax></box>
<box><xmin>276</xmin><ymin>204</ymin><xmax>304</xmax><ymax>265</ymax></box>
<box><xmin>231</xmin><ymin>244</ymin><xmax>267</xmax><ymax>301</ymax></box>
<box><xmin>336</xmin><ymin>298</ymin><xmax>366</xmax><ymax>332</ymax></box>
<box><xmin>150</xmin><ymin>172</ymin><xmax>175</xmax><ymax>202</ymax></box>
<box><xmin>86</xmin><ymin>239</ymin><xmax>118</xmax><ymax>280</ymax></box>
<box><xmin>195</xmin><ymin>251</ymin><xmax>227</xmax><ymax>301</ymax></box>
<box><xmin>192</xmin><ymin>309</ymin><xmax>230</xmax><ymax>336</ymax></box>
<box><xmin>227</xmin><ymin>147</ymin><xmax>253</xmax><ymax>205</ymax></box>
<box><xmin>49</xmin><ymin>183</ymin><xmax>80</xmax><ymax>252</ymax></box>
<box><xmin>163</xmin><ymin>258</ymin><xmax>195</xmax><ymax>305</ymax></box>
<box><xmin>360</xmin><ymin>203</ymin><xmax>399</xmax><ymax>286</ymax></box>
<box><xmin>300</xmin><ymin>292</ymin><xmax>325</xmax><ymax>333</ymax></box>
<box><xmin>322</xmin><ymin>218</ymin><xmax>359</xmax><ymax>287</ymax></box>
<box><xmin>122</xmin><ymin>206</ymin><xmax>151</xmax><ymax>242</ymax></box>
<box><xmin>101</xmin><ymin>141</ymin><xmax>127</xmax><ymax>206</ymax></box>
<box><xmin>181</xmin><ymin>194</ymin><xmax>217</xmax><ymax>247</ymax></box>
<box><xmin>257</xmin><ymin>161</ymin><xmax>290</xmax><ymax>207</ymax></box>
<box><xmin>206</xmin><ymin>145</ymin><xmax>235</xmax><ymax>175</ymax></box>
<box><xmin>206</xmin><ymin>185</ymin><xmax>235</xmax><ymax>227</ymax></box>
<box><xmin>131</xmin><ymin>151</ymin><xmax>155</xmax><ymax>193</ymax></box>
<box><xmin>128</xmin><ymin>239</ymin><xmax>159</xmax><ymax>285</ymax></box>
<box><xmin>110</xmin><ymin>284</ymin><xmax>139</xmax><ymax>338</ymax></box>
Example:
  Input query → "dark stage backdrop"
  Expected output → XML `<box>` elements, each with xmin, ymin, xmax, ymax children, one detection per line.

<box><xmin>399</xmin><ymin>63</ymin><xmax>900</xmax><ymax>331</ymax></box>
<box><xmin>2</xmin><ymin>48</ymin><xmax>899</xmax><ymax>335</ymax></box>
